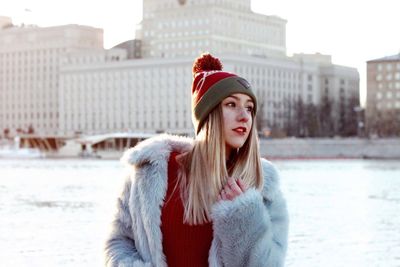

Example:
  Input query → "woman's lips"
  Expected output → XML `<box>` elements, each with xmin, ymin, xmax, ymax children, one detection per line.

<box><xmin>232</xmin><ymin>127</ymin><xmax>247</xmax><ymax>135</ymax></box>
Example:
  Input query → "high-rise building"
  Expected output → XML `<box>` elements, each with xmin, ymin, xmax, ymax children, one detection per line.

<box><xmin>0</xmin><ymin>18</ymin><xmax>103</xmax><ymax>136</ymax></box>
<box><xmin>293</xmin><ymin>53</ymin><xmax>359</xmax><ymax>133</ymax></box>
<box><xmin>60</xmin><ymin>53</ymin><xmax>192</xmax><ymax>135</ymax></box>
<box><xmin>113</xmin><ymin>39</ymin><xmax>143</xmax><ymax>59</ymax></box>
<box><xmin>366</xmin><ymin>54</ymin><xmax>400</xmax><ymax>135</ymax></box>
<box><xmin>1</xmin><ymin>0</ymin><xmax>360</xmax><ymax>138</ymax></box>
<box><xmin>59</xmin><ymin>51</ymin><xmax>359</xmax><ymax>136</ymax></box>
<box><xmin>56</xmin><ymin>0</ymin><xmax>358</xmax><ymax>137</ymax></box>
<box><xmin>139</xmin><ymin>0</ymin><xmax>286</xmax><ymax>58</ymax></box>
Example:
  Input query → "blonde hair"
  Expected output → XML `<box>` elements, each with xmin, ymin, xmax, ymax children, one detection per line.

<box><xmin>178</xmin><ymin>104</ymin><xmax>263</xmax><ymax>225</ymax></box>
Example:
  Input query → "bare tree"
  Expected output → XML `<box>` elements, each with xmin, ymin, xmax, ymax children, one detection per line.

<box><xmin>319</xmin><ymin>95</ymin><xmax>334</xmax><ymax>137</ymax></box>
<box><xmin>305</xmin><ymin>102</ymin><xmax>320</xmax><ymax>137</ymax></box>
<box><xmin>256</xmin><ymin>92</ymin><xmax>266</xmax><ymax>134</ymax></box>
<box><xmin>294</xmin><ymin>97</ymin><xmax>306</xmax><ymax>137</ymax></box>
<box><xmin>27</xmin><ymin>124</ymin><xmax>35</xmax><ymax>135</ymax></box>
<box><xmin>343</xmin><ymin>95</ymin><xmax>359</xmax><ymax>136</ymax></box>
<box><xmin>3</xmin><ymin>128</ymin><xmax>10</xmax><ymax>139</ymax></box>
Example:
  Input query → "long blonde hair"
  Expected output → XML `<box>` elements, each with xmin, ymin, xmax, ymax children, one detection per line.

<box><xmin>178</xmin><ymin>104</ymin><xmax>263</xmax><ymax>225</ymax></box>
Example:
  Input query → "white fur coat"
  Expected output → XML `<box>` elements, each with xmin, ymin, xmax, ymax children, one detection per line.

<box><xmin>104</xmin><ymin>134</ymin><xmax>289</xmax><ymax>267</ymax></box>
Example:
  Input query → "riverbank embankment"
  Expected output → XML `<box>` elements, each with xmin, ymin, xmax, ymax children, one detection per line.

<box><xmin>37</xmin><ymin>137</ymin><xmax>400</xmax><ymax>160</ymax></box>
<box><xmin>260</xmin><ymin>138</ymin><xmax>400</xmax><ymax>159</ymax></box>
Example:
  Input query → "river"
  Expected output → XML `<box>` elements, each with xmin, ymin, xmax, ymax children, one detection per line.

<box><xmin>0</xmin><ymin>158</ymin><xmax>399</xmax><ymax>266</ymax></box>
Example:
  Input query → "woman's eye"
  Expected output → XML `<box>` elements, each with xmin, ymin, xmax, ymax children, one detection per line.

<box><xmin>226</xmin><ymin>102</ymin><xmax>236</xmax><ymax>107</ymax></box>
<box><xmin>246</xmin><ymin>106</ymin><xmax>254</xmax><ymax>112</ymax></box>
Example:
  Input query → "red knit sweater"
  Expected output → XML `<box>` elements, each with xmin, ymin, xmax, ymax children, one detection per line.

<box><xmin>160</xmin><ymin>151</ymin><xmax>213</xmax><ymax>267</ymax></box>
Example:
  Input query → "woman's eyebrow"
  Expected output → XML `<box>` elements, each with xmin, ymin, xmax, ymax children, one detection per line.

<box><xmin>226</xmin><ymin>95</ymin><xmax>239</xmax><ymax>100</ymax></box>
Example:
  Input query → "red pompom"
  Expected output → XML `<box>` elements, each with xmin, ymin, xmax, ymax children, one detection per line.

<box><xmin>192</xmin><ymin>53</ymin><xmax>223</xmax><ymax>75</ymax></box>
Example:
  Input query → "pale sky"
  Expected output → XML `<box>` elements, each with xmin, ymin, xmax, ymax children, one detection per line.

<box><xmin>2</xmin><ymin>0</ymin><xmax>400</xmax><ymax>105</ymax></box>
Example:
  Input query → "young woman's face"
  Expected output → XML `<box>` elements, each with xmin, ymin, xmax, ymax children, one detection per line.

<box><xmin>221</xmin><ymin>93</ymin><xmax>254</xmax><ymax>154</ymax></box>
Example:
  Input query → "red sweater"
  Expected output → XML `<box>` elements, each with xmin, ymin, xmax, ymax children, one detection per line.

<box><xmin>160</xmin><ymin>151</ymin><xmax>213</xmax><ymax>267</ymax></box>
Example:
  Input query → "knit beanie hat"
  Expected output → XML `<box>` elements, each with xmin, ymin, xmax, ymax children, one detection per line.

<box><xmin>191</xmin><ymin>54</ymin><xmax>257</xmax><ymax>134</ymax></box>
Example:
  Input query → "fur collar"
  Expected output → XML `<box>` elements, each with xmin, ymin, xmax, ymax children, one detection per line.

<box><xmin>120</xmin><ymin>134</ymin><xmax>281</xmax><ymax>201</ymax></box>
<box><xmin>120</xmin><ymin>134</ymin><xmax>193</xmax><ymax>166</ymax></box>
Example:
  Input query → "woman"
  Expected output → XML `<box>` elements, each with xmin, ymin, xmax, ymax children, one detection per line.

<box><xmin>104</xmin><ymin>54</ymin><xmax>289</xmax><ymax>267</ymax></box>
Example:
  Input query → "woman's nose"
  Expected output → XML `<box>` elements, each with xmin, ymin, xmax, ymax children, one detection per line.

<box><xmin>237</xmin><ymin>107</ymin><xmax>250</xmax><ymax>122</ymax></box>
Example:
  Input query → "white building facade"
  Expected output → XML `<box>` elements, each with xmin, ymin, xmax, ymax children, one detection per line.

<box><xmin>0</xmin><ymin>19</ymin><xmax>103</xmax><ymax>136</ymax></box>
<box><xmin>56</xmin><ymin>0</ymin><xmax>358</xmax><ymax>136</ymax></box>
<box><xmin>1</xmin><ymin>0</ymin><xmax>360</xmax><ymax>138</ymax></box>
<box><xmin>139</xmin><ymin>0</ymin><xmax>286</xmax><ymax>58</ymax></box>
<box><xmin>59</xmin><ymin>51</ymin><xmax>359</xmax><ymax>136</ymax></box>
<box><xmin>60</xmin><ymin>52</ymin><xmax>193</xmax><ymax>135</ymax></box>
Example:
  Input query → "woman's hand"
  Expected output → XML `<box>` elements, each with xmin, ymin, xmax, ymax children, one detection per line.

<box><xmin>218</xmin><ymin>177</ymin><xmax>248</xmax><ymax>201</ymax></box>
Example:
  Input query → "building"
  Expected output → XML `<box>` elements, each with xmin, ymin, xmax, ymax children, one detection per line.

<box><xmin>139</xmin><ymin>0</ymin><xmax>287</xmax><ymax>58</ymax></box>
<box><xmin>59</xmin><ymin>51</ymin><xmax>193</xmax><ymax>136</ymax></box>
<box><xmin>59</xmin><ymin>51</ymin><xmax>358</xmax><ymax>136</ymax></box>
<box><xmin>113</xmin><ymin>39</ymin><xmax>143</xmax><ymax>59</ymax></box>
<box><xmin>0</xmin><ymin>17</ymin><xmax>103</xmax><ymax>136</ymax></box>
<box><xmin>58</xmin><ymin>0</ymin><xmax>359</xmax><ymax>137</ymax></box>
<box><xmin>1</xmin><ymin>0</ymin><xmax>360</xmax><ymax>138</ymax></box>
<box><xmin>366</xmin><ymin>54</ymin><xmax>400</xmax><ymax>136</ymax></box>
<box><xmin>55</xmin><ymin>0</ymin><xmax>359</xmax><ymax>137</ymax></box>
<box><xmin>294</xmin><ymin>53</ymin><xmax>360</xmax><ymax>133</ymax></box>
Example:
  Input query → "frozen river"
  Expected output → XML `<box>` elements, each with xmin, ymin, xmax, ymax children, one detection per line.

<box><xmin>0</xmin><ymin>158</ymin><xmax>399</xmax><ymax>267</ymax></box>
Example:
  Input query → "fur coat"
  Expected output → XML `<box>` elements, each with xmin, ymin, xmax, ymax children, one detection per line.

<box><xmin>104</xmin><ymin>134</ymin><xmax>289</xmax><ymax>267</ymax></box>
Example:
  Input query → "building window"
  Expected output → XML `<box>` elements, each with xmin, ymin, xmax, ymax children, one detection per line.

<box><xmin>376</xmin><ymin>74</ymin><xmax>382</xmax><ymax>81</ymax></box>
<box><xmin>387</xmin><ymin>92</ymin><xmax>393</xmax><ymax>99</ymax></box>
<box><xmin>386</xmin><ymin>74</ymin><xmax>392</xmax><ymax>80</ymax></box>
<box><xmin>386</xmin><ymin>64</ymin><xmax>392</xmax><ymax>71</ymax></box>
<box><xmin>376</xmin><ymin>92</ymin><xmax>382</xmax><ymax>99</ymax></box>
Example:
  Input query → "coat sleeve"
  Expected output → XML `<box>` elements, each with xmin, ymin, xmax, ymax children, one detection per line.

<box><xmin>211</xmin><ymin>165</ymin><xmax>289</xmax><ymax>267</ymax></box>
<box><xmin>104</xmin><ymin>175</ymin><xmax>152</xmax><ymax>267</ymax></box>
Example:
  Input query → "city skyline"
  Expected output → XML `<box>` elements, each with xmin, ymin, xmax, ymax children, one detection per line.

<box><xmin>1</xmin><ymin>1</ymin><xmax>360</xmax><ymax>138</ymax></box>
<box><xmin>2</xmin><ymin>0</ymin><xmax>400</xmax><ymax>106</ymax></box>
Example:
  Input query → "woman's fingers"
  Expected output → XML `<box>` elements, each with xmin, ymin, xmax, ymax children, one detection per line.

<box><xmin>219</xmin><ymin>178</ymin><xmax>241</xmax><ymax>201</ymax></box>
<box><xmin>222</xmin><ymin>187</ymin><xmax>233</xmax><ymax>200</ymax></box>
<box><xmin>218</xmin><ymin>178</ymin><xmax>249</xmax><ymax>201</ymax></box>
<box><xmin>227</xmin><ymin>177</ymin><xmax>242</xmax><ymax>195</ymax></box>
<box><xmin>236</xmin><ymin>179</ymin><xmax>248</xmax><ymax>192</ymax></box>
<box><xmin>220</xmin><ymin>188</ymin><xmax>228</xmax><ymax>200</ymax></box>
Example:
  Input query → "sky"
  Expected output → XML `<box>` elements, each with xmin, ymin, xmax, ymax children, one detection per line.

<box><xmin>1</xmin><ymin>0</ymin><xmax>400</xmax><ymax>106</ymax></box>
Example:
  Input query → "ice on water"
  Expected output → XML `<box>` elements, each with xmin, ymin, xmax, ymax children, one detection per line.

<box><xmin>0</xmin><ymin>159</ymin><xmax>399</xmax><ymax>267</ymax></box>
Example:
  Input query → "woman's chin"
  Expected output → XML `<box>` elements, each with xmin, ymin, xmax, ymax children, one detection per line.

<box><xmin>226</xmin><ymin>141</ymin><xmax>245</xmax><ymax>151</ymax></box>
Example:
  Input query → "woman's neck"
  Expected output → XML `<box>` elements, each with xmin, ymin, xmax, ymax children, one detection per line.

<box><xmin>226</xmin><ymin>149</ymin><xmax>236</xmax><ymax>173</ymax></box>
<box><xmin>225</xmin><ymin>145</ymin><xmax>232</xmax><ymax>159</ymax></box>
